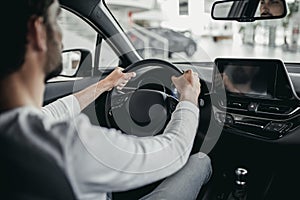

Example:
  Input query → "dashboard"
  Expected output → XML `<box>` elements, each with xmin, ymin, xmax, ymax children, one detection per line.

<box><xmin>212</xmin><ymin>58</ymin><xmax>300</xmax><ymax>140</ymax></box>
<box><xmin>175</xmin><ymin>59</ymin><xmax>300</xmax><ymax>141</ymax></box>
<box><xmin>44</xmin><ymin>58</ymin><xmax>300</xmax><ymax>141</ymax></box>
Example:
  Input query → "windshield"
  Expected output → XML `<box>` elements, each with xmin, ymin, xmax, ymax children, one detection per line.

<box><xmin>106</xmin><ymin>0</ymin><xmax>300</xmax><ymax>63</ymax></box>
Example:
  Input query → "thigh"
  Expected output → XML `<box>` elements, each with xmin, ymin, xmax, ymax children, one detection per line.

<box><xmin>139</xmin><ymin>152</ymin><xmax>212</xmax><ymax>200</ymax></box>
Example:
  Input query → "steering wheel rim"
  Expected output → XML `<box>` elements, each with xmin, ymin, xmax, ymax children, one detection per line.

<box><xmin>95</xmin><ymin>58</ymin><xmax>212</xmax><ymax>150</ymax></box>
<box><xmin>103</xmin><ymin>58</ymin><xmax>183</xmax><ymax>137</ymax></box>
<box><xmin>123</xmin><ymin>58</ymin><xmax>183</xmax><ymax>74</ymax></box>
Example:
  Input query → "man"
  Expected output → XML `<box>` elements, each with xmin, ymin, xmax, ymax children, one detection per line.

<box><xmin>0</xmin><ymin>0</ymin><xmax>211</xmax><ymax>199</ymax></box>
<box><xmin>260</xmin><ymin>0</ymin><xmax>285</xmax><ymax>17</ymax></box>
<box><xmin>222</xmin><ymin>65</ymin><xmax>262</xmax><ymax>95</ymax></box>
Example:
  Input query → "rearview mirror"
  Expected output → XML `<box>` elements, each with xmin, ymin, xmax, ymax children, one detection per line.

<box><xmin>211</xmin><ymin>0</ymin><xmax>287</xmax><ymax>22</ymax></box>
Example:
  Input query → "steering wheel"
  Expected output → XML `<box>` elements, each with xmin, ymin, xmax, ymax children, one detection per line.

<box><xmin>100</xmin><ymin>59</ymin><xmax>182</xmax><ymax>137</ymax></box>
<box><xmin>95</xmin><ymin>58</ymin><xmax>211</xmax><ymax>143</ymax></box>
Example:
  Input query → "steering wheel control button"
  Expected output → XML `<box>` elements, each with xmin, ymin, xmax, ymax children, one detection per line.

<box><xmin>219</xmin><ymin>100</ymin><xmax>225</xmax><ymax>107</ymax></box>
<box><xmin>199</xmin><ymin>99</ymin><xmax>205</xmax><ymax>107</ymax></box>
<box><xmin>111</xmin><ymin>93</ymin><xmax>130</xmax><ymax>109</ymax></box>
<box><xmin>215</xmin><ymin>112</ymin><xmax>226</xmax><ymax>124</ymax></box>
<box><xmin>168</xmin><ymin>96</ymin><xmax>178</xmax><ymax>112</ymax></box>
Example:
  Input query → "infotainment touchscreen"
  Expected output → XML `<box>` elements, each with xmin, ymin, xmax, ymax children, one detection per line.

<box><xmin>220</xmin><ymin>64</ymin><xmax>268</xmax><ymax>96</ymax></box>
<box><xmin>213</xmin><ymin>58</ymin><xmax>297</xmax><ymax>100</ymax></box>
<box><xmin>213</xmin><ymin>59</ymin><xmax>278</xmax><ymax>98</ymax></box>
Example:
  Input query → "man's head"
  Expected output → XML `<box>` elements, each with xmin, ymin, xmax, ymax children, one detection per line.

<box><xmin>260</xmin><ymin>0</ymin><xmax>284</xmax><ymax>17</ymax></box>
<box><xmin>230</xmin><ymin>66</ymin><xmax>259</xmax><ymax>84</ymax></box>
<box><xmin>1</xmin><ymin>0</ymin><xmax>62</xmax><ymax>81</ymax></box>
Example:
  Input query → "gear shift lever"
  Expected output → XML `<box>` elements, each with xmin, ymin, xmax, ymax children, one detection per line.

<box><xmin>227</xmin><ymin>168</ymin><xmax>248</xmax><ymax>200</ymax></box>
<box><xmin>235</xmin><ymin>168</ymin><xmax>247</xmax><ymax>186</ymax></box>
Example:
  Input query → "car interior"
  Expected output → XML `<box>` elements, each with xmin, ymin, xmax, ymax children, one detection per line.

<box><xmin>40</xmin><ymin>0</ymin><xmax>300</xmax><ymax>199</ymax></box>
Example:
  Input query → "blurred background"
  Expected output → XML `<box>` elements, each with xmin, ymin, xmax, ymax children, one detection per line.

<box><xmin>58</xmin><ymin>0</ymin><xmax>300</xmax><ymax>64</ymax></box>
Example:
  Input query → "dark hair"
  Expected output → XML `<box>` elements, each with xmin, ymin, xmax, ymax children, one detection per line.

<box><xmin>0</xmin><ymin>0</ymin><xmax>54</xmax><ymax>79</ymax></box>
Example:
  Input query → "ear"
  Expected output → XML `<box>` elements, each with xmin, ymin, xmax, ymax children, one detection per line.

<box><xmin>27</xmin><ymin>16</ymin><xmax>47</xmax><ymax>52</ymax></box>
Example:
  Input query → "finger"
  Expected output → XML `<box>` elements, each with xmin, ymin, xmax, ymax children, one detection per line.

<box><xmin>119</xmin><ymin>81</ymin><xmax>128</xmax><ymax>86</ymax></box>
<box><xmin>193</xmin><ymin>73</ymin><xmax>199</xmax><ymax>82</ymax></box>
<box><xmin>125</xmin><ymin>72</ymin><xmax>136</xmax><ymax>80</ymax></box>
<box><xmin>184</xmin><ymin>69</ymin><xmax>192</xmax><ymax>74</ymax></box>
<box><xmin>185</xmin><ymin>69</ymin><xmax>194</xmax><ymax>76</ymax></box>
<box><xmin>116</xmin><ymin>83</ymin><xmax>126</xmax><ymax>90</ymax></box>
<box><xmin>116</xmin><ymin>80</ymin><xmax>128</xmax><ymax>88</ymax></box>
<box><xmin>171</xmin><ymin>76</ymin><xmax>178</xmax><ymax>84</ymax></box>
<box><xmin>122</xmin><ymin>72</ymin><xmax>135</xmax><ymax>80</ymax></box>
<box><xmin>184</xmin><ymin>70</ymin><xmax>193</xmax><ymax>84</ymax></box>
<box><xmin>130</xmin><ymin>72</ymin><xmax>136</xmax><ymax>77</ymax></box>
<box><xmin>117</xmin><ymin>82</ymin><xmax>128</xmax><ymax>90</ymax></box>
<box><xmin>116</xmin><ymin>67</ymin><xmax>124</xmax><ymax>71</ymax></box>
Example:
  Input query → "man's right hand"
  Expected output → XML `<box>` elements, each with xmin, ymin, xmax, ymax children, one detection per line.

<box><xmin>171</xmin><ymin>70</ymin><xmax>201</xmax><ymax>106</ymax></box>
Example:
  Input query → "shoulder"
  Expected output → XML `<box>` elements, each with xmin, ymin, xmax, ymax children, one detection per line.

<box><xmin>0</xmin><ymin>106</ymin><xmax>92</xmax><ymax>152</ymax></box>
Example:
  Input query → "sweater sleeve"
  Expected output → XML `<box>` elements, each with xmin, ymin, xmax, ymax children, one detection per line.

<box><xmin>64</xmin><ymin>101</ymin><xmax>199</xmax><ymax>197</ymax></box>
<box><xmin>42</xmin><ymin>95</ymin><xmax>81</xmax><ymax>120</ymax></box>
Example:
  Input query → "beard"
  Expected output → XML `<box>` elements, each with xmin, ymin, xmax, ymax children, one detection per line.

<box><xmin>44</xmin><ymin>61</ymin><xmax>62</xmax><ymax>82</ymax></box>
<box><xmin>44</xmin><ymin>32</ymin><xmax>63</xmax><ymax>82</ymax></box>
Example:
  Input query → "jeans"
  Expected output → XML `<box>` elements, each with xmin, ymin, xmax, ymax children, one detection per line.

<box><xmin>139</xmin><ymin>152</ymin><xmax>212</xmax><ymax>200</ymax></box>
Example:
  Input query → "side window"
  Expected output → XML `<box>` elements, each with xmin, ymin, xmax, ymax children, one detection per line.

<box><xmin>98</xmin><ymin>40</ymin><xmax>119</xmax><ymax>71</ymax></box>
<box><xmin>57</xmin><ymin>9</ymin><xmax>119</xmax><ymax>78</ymax></box>
<box><xmin>59</xmin><ymin>9</ymin><xmax>96</xmax><ymax>59</ymax></box>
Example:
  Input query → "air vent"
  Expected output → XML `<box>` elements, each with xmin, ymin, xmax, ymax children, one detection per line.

<box><xmin>257</xmin><ymin>104</ymin><xmax>291</xmax><ymax>114</ymax></box>
<box><xmin>227</xmin><ymin>100</ymin><xmax>248</xmax><ymax>110</ymax></box>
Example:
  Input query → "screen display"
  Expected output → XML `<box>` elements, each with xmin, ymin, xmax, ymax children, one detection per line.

<box><xmin>213</xmin><ymin>58</ymin><xmax>295</xmax><ymax>100</ymax></box>
<box><xmin>214</xmin><ymin>60</ymin><xmax>275</xmax><ymax>98</ymax></box>
<box><xmin>222</xmin><ymin>64</ymin><xmax>267</xmax><ymax>95</ymax></box>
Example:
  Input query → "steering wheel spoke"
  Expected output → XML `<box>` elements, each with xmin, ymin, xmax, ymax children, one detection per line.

<box><xmin>110</xmin><ymin>90</ymin><xmax>133</xmax><ymax>109</ymax></box>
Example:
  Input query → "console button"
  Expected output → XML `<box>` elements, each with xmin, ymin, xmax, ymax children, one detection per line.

<box><xmin>227</xmin><ymin>101</ymin><xmax>248</xmax><ymax>109</ymax></box>
<box><xmin>225</xmin><ymin>115</ymin><xmax>234</xmax><ymax>124</ymax></box>
<box><xmin>248</xmin><ymin>102</ymin><xmax>258</xmax><ymax>111</ymax></box>
<box><xmin>279</xmin><ymin>123</ymin><xmax>293</xmax><ymax>134</ymax></box>
<box><xmin>264</xmin><ymin>122</ymin><xmax>286</xmax><ymax>132</ymax></box>
<box><xmin>257</xmin><ymin>104</ymin><xmax>291</xmax><ymax>114</ymax></box>
<box><xmin>215</xmin><ymin>112</ymin><xmax>234</xmax><ymax>125</ymax></box>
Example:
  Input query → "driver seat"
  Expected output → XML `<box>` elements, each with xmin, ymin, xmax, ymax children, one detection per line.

<box><xmin>0</xmin><ymin>134</ymin><xmax>76</xmax><ymax>200</ymax></box>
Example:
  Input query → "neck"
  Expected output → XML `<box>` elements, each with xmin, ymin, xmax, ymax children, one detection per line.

<box><xmin>0</xmin><ymin>61</ymin><xmax>45</xmax><ymax>111</ymax></box>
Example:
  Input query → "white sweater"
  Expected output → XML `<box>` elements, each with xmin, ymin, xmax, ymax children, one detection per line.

<box><xmin>0</xmin><ymin>95</ymin><xmax>199</xmax><ymax>200</ymax></box>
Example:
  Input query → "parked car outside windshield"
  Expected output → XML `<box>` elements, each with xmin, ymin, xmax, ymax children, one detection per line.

<box><xmin>106</xmin><ymin>0</ymin><xmax>300</xmax><ymax>63</ymax></box>
<box><xmin>153</xmin><ymin>27</ymin><xmax>197</xmax><ymax>57</ymax></box>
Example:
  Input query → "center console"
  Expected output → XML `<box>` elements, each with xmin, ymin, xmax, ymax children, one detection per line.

<box><xmin>212</xmin><ymin>58</ymin><xmax>300</xmax><ymax>140</ymax></box>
